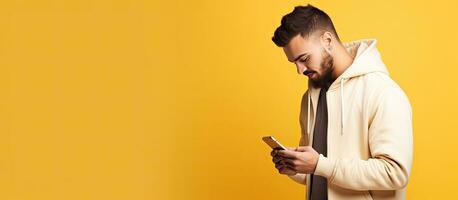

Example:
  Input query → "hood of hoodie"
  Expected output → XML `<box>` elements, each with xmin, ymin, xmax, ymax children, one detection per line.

<box><xmin>306</xmin><ymin>39</ymin><xmax>389</xmax><ymax>136</ymax></box>
<box><xmin>327</xmin><ymin>38</ymin><xmax>389</xmax><ymax>91</ymax></box>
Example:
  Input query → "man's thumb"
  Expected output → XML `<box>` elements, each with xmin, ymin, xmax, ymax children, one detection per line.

<box><xmin>285</xmin><ymin>147</ymin><xmax>296</xmax><ymax>151</ymax></box>
<box><xmin>295</xmin><ymin>146</ymin><xmax>310</xmax><ymax>152</ymax></box>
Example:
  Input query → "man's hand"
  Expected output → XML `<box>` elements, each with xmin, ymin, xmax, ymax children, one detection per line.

<box><xmin>276</xmin><ymin>146</ymin><xmax>320</xmax><ymax>174</ymax></box>
<box><xmin>271</xmin><ymin>148</ymin><xmax>297</xmax><ymax>176</ymax></box>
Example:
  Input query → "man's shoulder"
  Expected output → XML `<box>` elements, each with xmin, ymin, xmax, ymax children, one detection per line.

<box><xmin>360</xmin><ymin>72</ymin><xmax>405</xmax><ymax>94</ymax></box>
<box><xmin>360</xmin><ymin>72</ymin><xmax>411</xmax><ymax>108</ymax></box>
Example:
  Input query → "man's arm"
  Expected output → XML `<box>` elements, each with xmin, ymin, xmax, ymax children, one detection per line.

<box><xmin>313</xmin><ymin>86</ymin><xmax>413</xmax><ymax>190</ymax></box>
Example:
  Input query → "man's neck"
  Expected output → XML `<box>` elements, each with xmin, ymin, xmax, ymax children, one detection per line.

<box><xmin>331</xmin><ymin>45</ymin><xmax>354</xmax><ymax>81</ymax></box>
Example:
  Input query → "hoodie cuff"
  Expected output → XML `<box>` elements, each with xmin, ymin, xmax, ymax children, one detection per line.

<box><xmin>313</xmin><ymin>154</ymin><xmax>334</xmax><ymax>179</ymax></box>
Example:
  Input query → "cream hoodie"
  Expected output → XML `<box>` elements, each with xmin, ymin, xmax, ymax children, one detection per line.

<box><xmin>288</xmin><ymin>39</ymin><xmax>413</xmax><ymax>200</ymax></box>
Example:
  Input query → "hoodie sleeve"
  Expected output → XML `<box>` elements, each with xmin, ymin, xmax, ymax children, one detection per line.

<box><xmin>313</xmin><ymin>85</ymin><xmax>413</xmax><ymax>191</ymax></box>
<box><xmin>288</xmin><ymin>90</ymin><xmax>309</xmax><ymax>185</ymax></box>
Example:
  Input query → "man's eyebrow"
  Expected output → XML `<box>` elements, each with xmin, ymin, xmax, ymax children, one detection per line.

<box><xmin>289</xmin><ymin>53</ymin><xmax>309</xmax><ymax>63</ymax></box>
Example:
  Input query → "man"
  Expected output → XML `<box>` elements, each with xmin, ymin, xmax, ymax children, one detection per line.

<box><xmin>269</xmin><ymin>4</ymin><xmax>413</xmax><ymax>200</ymax></box>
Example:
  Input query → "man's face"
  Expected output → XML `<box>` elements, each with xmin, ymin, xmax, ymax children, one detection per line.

<box><xmin>283</xmin><ymin>33</ymin><xmax>334</xmax><ymax>88</ymax></box>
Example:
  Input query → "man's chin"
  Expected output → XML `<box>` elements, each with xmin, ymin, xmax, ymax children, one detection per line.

<box><xmin>309</xmin><ymin>78</ymin><xmax>328</xmax><ymax>89</ymax></box>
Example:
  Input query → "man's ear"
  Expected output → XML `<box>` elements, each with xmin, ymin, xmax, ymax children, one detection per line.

<box><xmin>320</xmin><ymin>31</ymin><xmax>333</xmax><ymax>52</ymax></box>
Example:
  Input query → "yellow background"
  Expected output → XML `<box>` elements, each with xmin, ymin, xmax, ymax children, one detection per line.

<box><xmin>0</xmin><ymin>0</ymin><xmax>456</xmax><ymax>199</ymax></box>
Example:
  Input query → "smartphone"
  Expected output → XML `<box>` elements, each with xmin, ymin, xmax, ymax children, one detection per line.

<box><xmin>262</xmin><ymin>136</ymin><xmax>286</xmax><ymax>150</ymax></box>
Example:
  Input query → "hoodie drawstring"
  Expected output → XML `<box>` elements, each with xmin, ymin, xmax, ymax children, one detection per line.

<box><xmin>306</xmin><ymin>91</ymin><xmax>311</xmax><ymax>136</ymax></box>
<box><xmin>306</xmin><ymin>78</ymin><xmax>346</xmax><ymax>137</ymax></box>
<box><xmin>340</xmin><ymin>78</ymin><xmax>346</xmax><ymax>135</ymax></box>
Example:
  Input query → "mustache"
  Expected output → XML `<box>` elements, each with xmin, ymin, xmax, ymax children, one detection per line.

<box><xmin>303</xmin><ymin>70</ymin><xmax>315</xmax><ymax>75</ymax></box>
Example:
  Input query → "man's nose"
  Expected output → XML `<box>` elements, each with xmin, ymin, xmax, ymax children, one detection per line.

<box><xmin>295</xmin><ymin>62</ymin><xmax>307</xmax><ymax>74</ymax></box>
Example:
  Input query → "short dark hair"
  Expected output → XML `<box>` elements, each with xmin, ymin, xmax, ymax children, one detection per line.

<box><xmin>272</xmin><ymin>4</ymin><xmax>340</xmax><ymax>47</ymax></box>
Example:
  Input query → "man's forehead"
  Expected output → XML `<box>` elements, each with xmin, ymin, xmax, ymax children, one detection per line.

<box><xmin>283</xmin><ymin>35</ymin><xmax>317</xmax><ymax>62</ymax></box>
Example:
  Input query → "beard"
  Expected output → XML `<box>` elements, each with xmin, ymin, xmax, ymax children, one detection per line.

<box><xmin>309</xmin><ymin>47</ymin><xmax>335</xmax><ymax>89</ymax></box>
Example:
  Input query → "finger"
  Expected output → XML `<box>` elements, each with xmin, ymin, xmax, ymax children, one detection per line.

<box><xmin>277</xmin><ymin>163</ymin><xmax>289</xmax><ymax>171</ymax></box>
<box><xmin>270</xmin><ymin>149</ymin><xmax>278</xmax><ymax>157</ymax></box>
<box><xmin>282</xmin><ymin>158</ymin><xmax>296</xmax><ymax>167</ymax></box>
<box><xmin>276</xmin><ymin>159</ymin><xmax>289</xmax><ymax>168</ymax></box>
<box><xmin>272</xmin><ymin>156</ymin><xmax>285</xmax><ymax>163</ymax></box>
<box><xmin>277</xmin><ymin>149</ymin><xmax>297</xmax><ymax>159</ymax></box>
<box><xmin>279</xmin><ymin>166</ymin><xmax>297</xmax><ymax>175</ymax></box>
<box><xmin>272</xmin><ymin>156</ymin><xmax>283</xmax><ymax>163</ymax></box>
<box><xmin>275</xmin><ymin>162</ymin><xmax>286</xmax><ymax>170</ymax></box>
<box><xmin>277</xmin><ymin>164</ymin><xmax>286</xmax><ymax>173</ymax></box>
<box><xmin>296</xmin><ymin>146</ymin><xmax>311</xmax><ymax>152</ymax></box>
